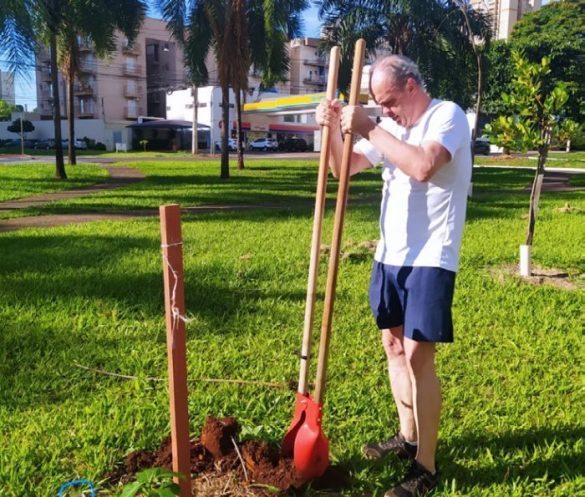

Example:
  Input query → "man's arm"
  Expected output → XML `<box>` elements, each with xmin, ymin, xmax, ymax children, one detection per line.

<box><xmin>316</xmin><ymin>99</ymin><xmax>372</xmax><ymax>178</ymax></box>
<box><xmin>341</xmin><ymin>105</ymin><xmax>451</xmax><ymax>182</ymax></box>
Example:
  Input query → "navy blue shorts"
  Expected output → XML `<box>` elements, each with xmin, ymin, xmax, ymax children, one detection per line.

<box><xmin>369</xmin><ymin>262</ymin><xmax>456</xmax><ymax>342</ymax></box>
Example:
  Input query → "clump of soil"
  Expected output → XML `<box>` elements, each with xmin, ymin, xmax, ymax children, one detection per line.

<box><xmin>108</xmin><ymin>416</ymin><xmax>350</xmax><ymax>496</ymax></box>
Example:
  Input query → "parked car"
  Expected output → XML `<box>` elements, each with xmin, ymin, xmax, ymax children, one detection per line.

<box><xmin>62</xmin><ymin>139</ymin><xmax>88</xmax><ymax>150</ymax></box>
<box><xmin>0</xmin><ymin>138</ymin><xmax>22</xmax><ymax>148</ymax></box>
<box><xmin>214</xmin><ymin>138</ymin><xmax>237</xmax><ymax>152</ymax></box>
<box><xmin>34</xmin><ymin>139</ymin><xmax>56</xmax><ymax>149</ymax></box>
<box><xmin>473</xmin><ymin>136</ymin><xmax>491</xmax><ymax>155</ymax></box>
<box><xmin>280</xmin><ymin>137</ymin><xmax>308</xmax><ymax>152</ymax></box>
<box><xmin>249</xmin><ymin>137</ymin><xmax>278</xmax><ymax>151</ymax></box>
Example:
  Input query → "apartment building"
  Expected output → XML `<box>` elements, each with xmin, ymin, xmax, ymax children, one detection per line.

<box><xmin>35</xmin><ymin>18</ymin><xmax>187</xmax><ymax>122</ymax></box>
<box><xmin>0</xmin><ymin>70</ymin><xmax>15</xmax><ymax>104</ymax></box>
<box><xmin>471</xmin><ymin>0</ymin><xmax>545</xmax><ymax>39</ymax></box>
<box><xmin>287</xmin><ymin>37</ymin><xmax>328</xmax><ymax>94</ymax></box>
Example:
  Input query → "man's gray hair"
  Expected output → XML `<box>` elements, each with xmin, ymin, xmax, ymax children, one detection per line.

<box><xmin>369</xmin><ymin>55</ymin><xmax>424</xmax><ymax>90</ymax></box>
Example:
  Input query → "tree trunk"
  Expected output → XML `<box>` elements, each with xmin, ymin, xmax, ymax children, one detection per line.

<box><xmin>50</xmin><ymin>29</ymin><xmax>66</xmax><ymax>179</ymax></box>
<box><xmin>220</xmin><ymin>84</ymin><xmax>230</xmax><ymax>179</ymax></box>
<box><xmin>67</xmin><ymin>74</ymin><xmax>76</xmax><ymax>165</ymax></box>
<box><xmin>471</xmin><ymin>50</ymin><xmax>483</xmax><ymax>165</ymax></box>
<box><xmin>235</xmin><ymin>88</ymin><xmax>244</xmax><ymax>170</ymax></box>
<box><xmin>191</xmin><ymin>84</ymin><xmax>198</xmax><ymax>156</ymax></box>
<box><xmin>525</xmin><ymin>129</ymin><xmax>551</xmax><ymax>246</ymax></box>
<box><xmin>456</xmin><ymin>1</ymin><xmax>485</xmax><ymax>175</ymax></box>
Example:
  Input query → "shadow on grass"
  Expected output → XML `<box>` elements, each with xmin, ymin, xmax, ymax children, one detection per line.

<box><xmin>340</xmin><ymin>426</ymin><xmax>584</xmax><ymax>493</ymax></box>
<box><xmin>0</xmin><ymin>222</ymin><xmax>309</xmax><ymax>408</ymax></box>
<box><xmin>442</xmin><ymin>427</ymin><xmax>585</xmax><ymax>490</ymax></box>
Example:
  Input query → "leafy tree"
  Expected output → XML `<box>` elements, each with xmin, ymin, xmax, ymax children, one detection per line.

<box><xmin>7</xmin><ymin>118</ymin><xmax>35</xmax><ymax>133</ymax></box>
<box><xmin>483</xmin><ymin>41</ymin><xmax>515</xmax><ymax>116</ymax></box>
<box><xmin>0</xmin><ymin>99</ymin><xmax>17</xmax><ymax>121</ymax></box>
<box><xmin>484</xmin><ymin>1</ymin><xmax>584</xmax><ymax>123</ymax></box>
<box><xmin>509</xmin><ymin>0</ymin><xmax>584</xmax><ymax>122</ymax></box>
<box><xmin>558</xmin><ymin>119</ymin><xmax>581</xmax><ymax>152</ymax></box>
<box><xmin>157</xmin><ymin>0</ymin><xmax>307</xmax><ymax>179</ymax></box>
<box><xmin>484</xmin><ymin>51</ymin><xmax>569</xmax><ymax>273</ymax></box>
<box><xmin>318</xmin><ymin>0</ymin><xmax>491</xmax><ymax>109</ymax></box>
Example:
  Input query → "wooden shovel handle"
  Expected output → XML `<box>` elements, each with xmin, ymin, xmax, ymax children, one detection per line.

<box><xmin>298</xmin><ymin>47</ymin><xmax>340</xmax><ymax>395</ymax></box>
<box><xmin>314</xmin><ymin>39</ymin><xmax>366</xmax><ymax>403</ymax></box>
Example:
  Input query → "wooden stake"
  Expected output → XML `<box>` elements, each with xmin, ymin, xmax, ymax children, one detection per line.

<box><xmin>160</xmin><ymin>204</ymin><xmax>192</xmax><ymax>497</ymax></box>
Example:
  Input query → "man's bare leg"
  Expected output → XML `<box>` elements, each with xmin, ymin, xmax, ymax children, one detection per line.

<box><xmin>382</xmin><ymin>327</ymin><xmax>417</xmax><ymax>443</ymax></box>
<box><xmin>404</xmin><ymin>338</ymin><xmax>440</xmax><ymax>473</ymax></box>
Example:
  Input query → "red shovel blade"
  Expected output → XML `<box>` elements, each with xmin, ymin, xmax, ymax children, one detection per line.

<box><xmin>293</xmin><ymin>398</ymin><xmax>329</xmax><ymax>480</ymax></box>
<box><xmin>282</xmin><ymin>392</ymin><xmax>310</xmax><ymax>456</ymax></box>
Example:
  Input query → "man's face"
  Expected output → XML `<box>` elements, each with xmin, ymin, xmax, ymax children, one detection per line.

<box><xmin>371</xmin><ymin>71</ymin><xmax>415</xmax><ymax>127</ymax></box>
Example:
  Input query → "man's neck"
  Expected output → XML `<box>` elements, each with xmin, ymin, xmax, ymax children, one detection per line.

<box><xmin>406</xmin><ymin>92</ymin><xmax>433</xmax><ymax>128</ymax></box>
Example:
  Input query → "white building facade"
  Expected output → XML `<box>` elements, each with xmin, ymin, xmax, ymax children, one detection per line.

<box><xmin>0</xmin><ymin>71</ymin><xmax>15</xmax><ymax>104</ymax></box>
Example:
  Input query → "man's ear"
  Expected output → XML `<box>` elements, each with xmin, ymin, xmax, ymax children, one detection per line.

<box><xmin>406</xmin><ymin>77</ymin><xmax>416</xmax><ymax>94</ymax></box>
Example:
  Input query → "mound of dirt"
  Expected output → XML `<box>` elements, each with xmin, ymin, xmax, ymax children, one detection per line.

<box><xmin>108</xmin><ymin>416</ymin><xmax>350</xmax><ymax>496</ymax></box>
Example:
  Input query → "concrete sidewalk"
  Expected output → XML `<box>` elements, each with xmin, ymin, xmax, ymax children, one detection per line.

<box><xmin>0</xmin><ymin>165</ymin><xmax>146</xmax><ymax>232</ymax></box>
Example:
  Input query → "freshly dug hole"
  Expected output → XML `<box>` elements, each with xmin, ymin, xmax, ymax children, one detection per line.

<box><xmin>110</xmin><ymin>416</ymin><xmax>350</xmax><ymax>496</ymax></box>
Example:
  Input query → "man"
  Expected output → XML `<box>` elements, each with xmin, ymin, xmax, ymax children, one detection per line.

<box><xmin>315</xmin><ymin>55</ymin><xmax>471</xmax><ymax>497</ymax></box>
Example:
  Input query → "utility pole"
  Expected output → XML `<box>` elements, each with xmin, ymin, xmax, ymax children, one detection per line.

<box><xmin>20</xmin><ymin>108</ymin><xmax>24</xmax><ymax>156</ymax></box>
<box><xmin>191</xmin><ymin>85</ymin><xmax>198</xmax><ymax>155</ymax></box>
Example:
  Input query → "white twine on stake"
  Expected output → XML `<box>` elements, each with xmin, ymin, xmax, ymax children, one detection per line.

<box><xmin>161</xmin><ymin>243</ymin><xmax>194</xmax><ymax>349</ymax></box>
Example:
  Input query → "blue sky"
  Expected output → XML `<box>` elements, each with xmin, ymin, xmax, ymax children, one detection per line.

<box><xmin>4</xmin><ymin>2</ymin><xmax>322</xmax><ymax>108</ymax></box>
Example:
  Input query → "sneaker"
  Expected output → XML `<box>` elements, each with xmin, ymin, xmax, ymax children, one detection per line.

<box><xmin>362</xmin><ymin>432</ymin><xmax>417</xmax><ymax>460</ymax></box>
<box><xmin>384</xmin><ymin>460</ymin><xmax>439</xmax><ymax>497</ymax></box>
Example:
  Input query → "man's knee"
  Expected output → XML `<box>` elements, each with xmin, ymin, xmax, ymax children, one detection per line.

<box><xmin>404</xmin><ymin>340</ymin><xmax>436</xmax><ymax>376</ymax></box>
<box><xmin>381</xmin><ymin>327</ymin><xmax>405</xmax><ymax>359</ymax></box>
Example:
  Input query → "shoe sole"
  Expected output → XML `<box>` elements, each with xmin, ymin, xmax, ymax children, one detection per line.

<box><xmin>361</xmin><ymin>445</ymin><xmax>415</xmax><ymax>460</ymax></box>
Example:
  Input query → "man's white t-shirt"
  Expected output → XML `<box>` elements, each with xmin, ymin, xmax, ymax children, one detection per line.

<box><xmin>355</xmin><ymin>99</ymin><xmax>471</xmax><ymax>272</ymax></box>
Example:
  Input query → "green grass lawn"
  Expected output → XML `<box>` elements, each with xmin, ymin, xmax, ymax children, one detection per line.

<box><xmin>475</xmin><ymin>150</ymin><xmax>585</xmax><ymax>169</ymax></box>
<box><xmin>0</xmin><ymin>159</ymin><xmax>380</xmax><ymax>220</ymax></box>
<box><xmin>0</xmin><ymin>159</ymin><xmax>583</xmax><ymax>496</ymax></box>
<box><xmin>0</xmin><ymin>163</ymin><xmax>109</xmax><ymax>203</ymax></box>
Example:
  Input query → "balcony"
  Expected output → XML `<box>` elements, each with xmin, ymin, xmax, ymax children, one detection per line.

<box><xmin>122</xmin><ymin>43</ymin><xmax>140</xmax><ymax>55</ymax></box>
<box><xmin>74</xmin><ymin>84</ymin><xmax>95</xmax><ymax>96</ymax></box>
<box><xmin>79</xmin><ymin>61</ymin><xmax>97</xmax><ymax>74</ymax></box>
<box><xmin>125</xmin><ymin>105</ymin><xmax>143</xmax><ymax>119</ymax></box>
<box><xmin>75</xmin><ymin>106</ymin><xmax>96</xmax><ymax>118</ymax></box>
<box><xmin>40</xmin><ymin>67</ymin><xmax>52</xmax><ymax>82</ymax></box>
<box><xmin>124</xmin><ymin>84</ymin><xmax>142</xmax><ymax>98</ymax></box>
<box><xmin>303</xmin><ymin>76</ymin><xmax>326</xmax><ymax>85</ymax></box>
<box><xmin>123</xmin><ymin>65</ymin><xmax>142</xmax><ymax>77</ymax></box>
<box><xmin>303</xmin><ymin>57</ymin><xmax>326</xmax><ymax>67</ymax></box>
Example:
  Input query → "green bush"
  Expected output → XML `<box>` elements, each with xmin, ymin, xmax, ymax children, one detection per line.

<box><xmin>570</xmin><ymin>131</ymin><xmax>585</xmax><ymax>150</ymax></box>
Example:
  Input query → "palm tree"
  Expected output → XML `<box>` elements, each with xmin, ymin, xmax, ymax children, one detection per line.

<box><xmin>1</xmin><ymin>0</ymin><xmax>146</xmax><ymax>178</ymax></box>
<box><xmin>224</xmin><ymin>0</ymin><xmax>250</xmax><ymax>170</ymax></box>
<box><xmin>318</xmin><ymin>0</ymin><xmax>491</xmax><ymax>109</ymax></box>
<box><xmin>157</xmin><ymin>0</ymin><xmax>307</xmax><ymax>179</ymax></box>
<box><xmin>451</xmin><ymin>0</ymin><xmax>492</xmax><ymax>153</ymax></box>
<box><xmin>58</xmin><ymin>28</ymin><xmax>81</xmax><ymax>165</ymax></box>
